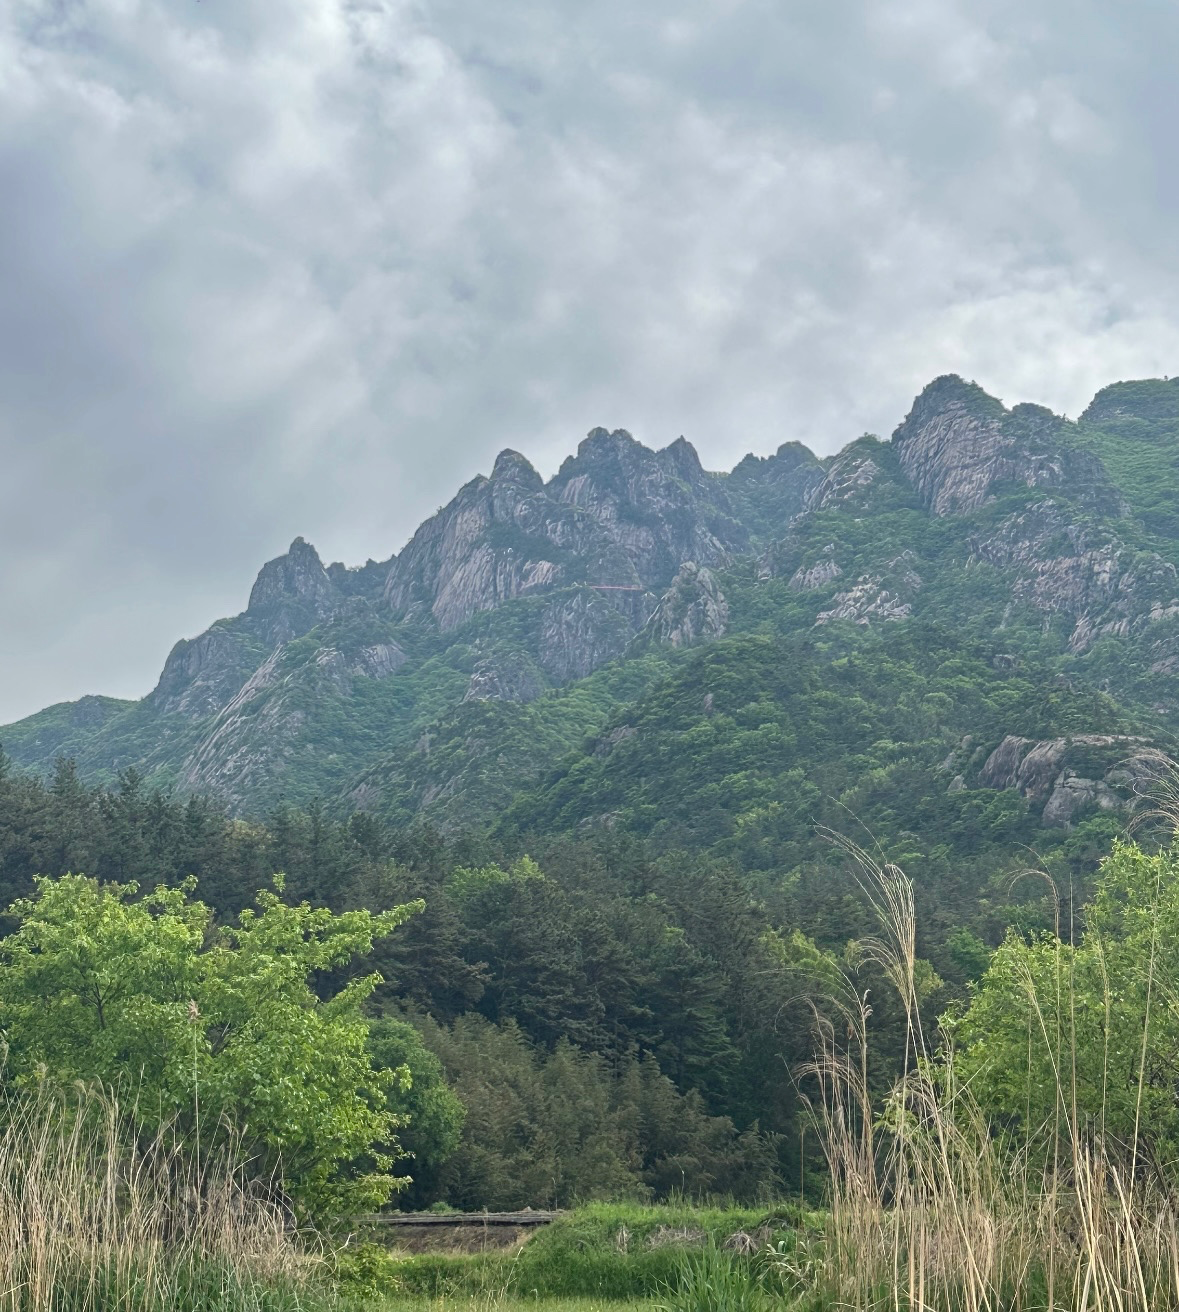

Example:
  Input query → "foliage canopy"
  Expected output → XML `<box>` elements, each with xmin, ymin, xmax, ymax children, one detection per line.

<box><xmin>0</xmin><ymin>872</ymin><xmax>423</xmax><ymax>1219</ymax></box>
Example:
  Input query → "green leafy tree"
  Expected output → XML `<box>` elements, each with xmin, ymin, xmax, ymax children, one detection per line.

<box><xmin>366</xmin><ymin>1015</ymin><xmax>466</xmax><ymax>1208</ymax></box>
<box><xmin>0</xmin><ymin>872</ymin><xmax>423</xmax><ymax>1219</ymax></box>
<box><xmin>951</xmin><ymin>840</ymin><xmax>1179</xmax><ymax>1166</ymax></box>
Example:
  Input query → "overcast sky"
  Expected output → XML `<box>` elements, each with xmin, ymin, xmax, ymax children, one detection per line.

<box><xmin>3</xmin><ymin>0</ymin><xmax>1179</xmax><ymax>723</ymax></box>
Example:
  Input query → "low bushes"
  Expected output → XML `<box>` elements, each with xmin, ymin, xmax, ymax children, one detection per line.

<box><xmin>388</xmin><ymin>1203</ymin><xmax>801</xmax><ymax>1300</ymax></box>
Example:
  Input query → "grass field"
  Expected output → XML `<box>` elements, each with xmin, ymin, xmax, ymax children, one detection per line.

<box><xmin>337</xmin><ymin>1202</ymin><xmax>804</xmax><ymax>1307</ymax></box>
<box><xmin>375</xmin><ymin>1299</ymin><xmax>657</xmax><ymax>1312</ymax></box>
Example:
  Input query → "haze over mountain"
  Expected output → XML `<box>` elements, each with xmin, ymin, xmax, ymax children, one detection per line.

<box><xmin>6</xmin><ymin>371</ymin><xmax>1178</xmax><ymax>856</ymax></box>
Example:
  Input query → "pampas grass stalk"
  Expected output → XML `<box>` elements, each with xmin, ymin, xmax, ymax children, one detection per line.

<box><xmin>0</xmin><ymin>1079</ymin><xmax>316</xmax><ymax>1311</ymax></box>
<box><xmin>795</xmin><ymin>824</ymin><xmax>1179</xmax><ymax>1312</ymax></box>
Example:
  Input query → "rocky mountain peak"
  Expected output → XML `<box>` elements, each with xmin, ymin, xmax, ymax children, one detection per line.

<box><xmin>247</xmin><ymin>537</ymin><xmax>339</xmax><ymax>644</ymax></box>
<box><xmin>662</xmin><ymin>435</ymin><xmax>707</xmax><ymax>484</ymax></box>
<box><xmin>893</xmin><ymin>377</ymin><xmax>1118</xmax><ymax>517</ymax></box>
<box><xmin>891</xmin><ymin>377</ymin><xmax>1007</xmax><ymax>515</ymax></box>
<box><xmin>490</xmin><ymin>448</ymin><xmax>543</xmax><ymax>491</ymax></box>
<box><xmin>248</xmin><ymin>538</ymin><xmax>334</xmax><ymax>611</ymax></box>
<box><xmin>549</xmin><ymin>430</ymin><xmax>746</xmax><ymax>584</ymax></box>
<box><xmin>575</xmin><ymin>426</ymin><xmax>639</xmax><ymax>460</ymax></box>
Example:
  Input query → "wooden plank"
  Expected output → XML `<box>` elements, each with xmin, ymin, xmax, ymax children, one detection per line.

<box><xmin>359</xmin><ymin>1210</ymin><xmax>565</xmax><ymax>1228</ymax></box>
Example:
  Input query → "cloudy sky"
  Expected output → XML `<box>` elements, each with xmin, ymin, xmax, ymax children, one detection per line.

<box><xmin>2</xmin><ymin>0</ymin><xmax>1179</xmax><ymax>722</ymax></box>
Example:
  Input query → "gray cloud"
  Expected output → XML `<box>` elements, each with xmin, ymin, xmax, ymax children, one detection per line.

<box><xmin>2</xmin><ymin>0</ymin><xmax>1178</xmax><ymax>721</ymax></box>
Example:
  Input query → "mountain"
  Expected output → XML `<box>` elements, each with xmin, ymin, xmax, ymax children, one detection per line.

<box><xmin>4</xmin><ymin>375</ymin><xmax>1178</xmax><ymax>856</ymax></box>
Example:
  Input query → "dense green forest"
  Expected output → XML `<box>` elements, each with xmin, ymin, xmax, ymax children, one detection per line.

<box><xmin>0</xmin><ymin>738</ymin><xmax>1138</xmax><ymax>1214</ymax></box>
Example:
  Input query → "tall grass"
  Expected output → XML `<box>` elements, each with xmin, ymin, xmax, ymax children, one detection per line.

<box><xmin>794</xmin><ymin>826</ymin><xmax>1179</xmax><ymax>1312</ymax></box>
<box><xmin>0</xmin><ymin>1081</ymin><xmax>319</xmax><ymax>1312</ymax></box>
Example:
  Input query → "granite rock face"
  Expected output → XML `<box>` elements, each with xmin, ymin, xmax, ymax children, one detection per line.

<box><xmin>639</xmin><ymin>562</ymin><xmax>729</xmax><ymax>650</ymax></box>
<box><xmin>549</xmin><ymin>428</ymin><xmax>747</xmax><ymax>581</ymax></box>
<box><xmin>352</xmin><ymin>642</ymin><xmax>409</xmax><ymax>679</ymax></box>
<box><xmin>789</xmin><ymin>548</ymin><xmax>842</xmax><ymax>592</ymax></box>
<box><xmin>149</xmin><ymin>625</ymin><xmax>264</xmax><ymax>719</ymax></box>
<box><xmin>806</xmin><ymin>448</ymin><xmax>884</xmax><ymax>512</ymax></box>
<box><xmin>381</xmin><ymin>428</ymin><xmax>818</xmax><ymax>678</ymax></box>
<box><xmin>815</xmin><ymin>553</ymin><xmax>923</xmax><ymax>626</ymax></box>
<box><xmin>178</xmin><ymin>648</ymin><xmax>296</xmax><ymax>806</ymax></box>
<box><xmin>538</xmin><ymin>589</ymin><xmax>638</xmax><ymax>682</ymax></box>
<box><xmin>978</xmin><ymin>733</ymin><xmax>1149</xmax><ymax>827</ymax></box>
<box><xmin>383</xmin><ymin>428</ymin><xmax>813</xmax><ymax>640</ymax></box>
<box><xmin>463</xmin><ymin>650</ymin><xmax>546</xmax><ymax>703</ymax></box>
<box><xmin>893</xmin><ymin>376</ymin><xmax>1123</xmax><ymax>517</ymax></box>
<box><xmin>248</xmin><ymin>537</ymin><xmax>341</xmax><ymax>643</ymax></box>
<box><xmin>969</xmin><ymin>501</ymin><xmax>1179</xmax><ymax>652</ymax></box>
<box><xmin>383</xmin><ymin>450</ymin><xmax>574</xmax><ymax>631</ymax></box>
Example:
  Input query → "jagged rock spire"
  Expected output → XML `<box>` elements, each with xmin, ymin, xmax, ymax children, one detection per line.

<box><xmin>248</xmin><ymin>537</ymin><xmax>335</xmax><ymax>613</ymax></box>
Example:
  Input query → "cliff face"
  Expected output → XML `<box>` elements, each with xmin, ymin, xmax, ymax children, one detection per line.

<box><xmin>149</xmin><ymin>537</ymin><xmax>342</xmax><ymax>720</ymax></box>
<box><xmin>383</xmin><ymin>450</ymin><xmax>575</xmax><ymax>631</ymax></box>
<box><xmin>968</xmin><ymin>501</ymin><xmax>1179</xmax><ymax>654</ymax></box>
<box><xmin>383</xmin><ymin>429</ymin><xmax>760</xmax><ymax>637</ymax></box>
<box><xmin>893</xmin><ymin>376</ymin><xmax>1123</xmax><ymax>517</ymax></box>
<box><xmin>547</xmin><ymin>428</ymin><xmax>747</xmax><ymax>581</ymax></box>
<box><xmin>7</xmin><ymin>371</ymin><xmax>1179</xmax><ymax>828</ymax></box>
<box><xmin>635</xmin><ymin>562</ymin><xmax>729</xmax><ymax>651</ymax></box>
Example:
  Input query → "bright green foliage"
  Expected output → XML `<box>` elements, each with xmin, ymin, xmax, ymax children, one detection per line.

<box><xmin>445</xmin><ymin>855</ymin><xmax>545</xmax><ymax>902</ymax></box>
<box><xmin>661</xmin><ymin>1244</ymin><xmax>773</xmax><ymax>1312</ymax></box>
<box><xmin>366</xmin><ymin>1015</ymin><xmax>466</xmax><ymax>1204</ymax></box>
<box><xmin>0</xmin><ymin>872</ymin><xmax>424</xmax><ymax>1218</ymax></box>
<box><xmin>952</xmin><ymin>840</ymin><xmax>1179</xmax><ymax>1161</ymax></box>
<box><xmin>1073</xmin><ymin>378</ymin><xmax>1179</xmax><ymax>552</ymax></box>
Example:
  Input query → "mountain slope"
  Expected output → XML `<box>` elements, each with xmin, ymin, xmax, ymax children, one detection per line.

<box><xmin>3</xmin><ymin>373</ymin><xmax>1178</xmax><ymax>836</ymax></box>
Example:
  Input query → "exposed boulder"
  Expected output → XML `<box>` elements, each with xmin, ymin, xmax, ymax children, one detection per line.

<box><xmin>978</xmin><ymin>733</ymin><xmax>1150</xmax><ymax>827</ymax></box>
<box><xmin>1042</xmin><ymin>774</ymin><xmax>1122</xmax><ymax>827</ymax></box>
<box><xmin>593</xmin><ymin>724</ymin><xmax>637</xmax><ymax>757</ymax></box>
